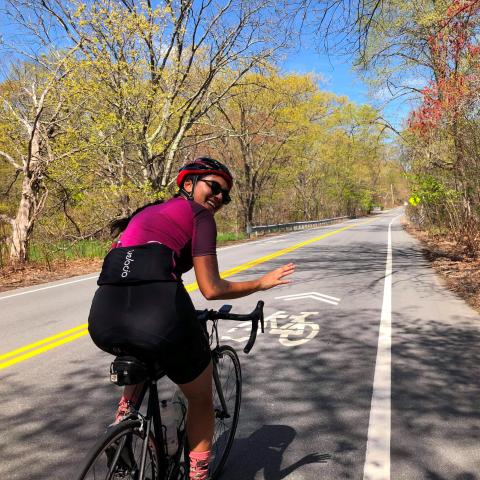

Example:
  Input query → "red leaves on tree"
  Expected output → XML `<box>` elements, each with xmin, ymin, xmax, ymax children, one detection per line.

<box><xmin>409</xmin><ymin>75</ymin><xmax>475</xmax><ymax>133</ymax></box>
<box><xmin>409</xmin><ymin>0</ymin><xmax>480</xmax><ymax>135</ymax></box>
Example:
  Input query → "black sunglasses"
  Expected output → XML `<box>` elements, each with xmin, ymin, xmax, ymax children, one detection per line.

<box><xmin>199</xmin><ymin>179</ymin><xmax>231</xmax><ymax>205</ymax></box>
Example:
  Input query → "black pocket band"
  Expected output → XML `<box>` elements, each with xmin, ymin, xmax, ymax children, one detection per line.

<box><xmin>97</xmin><ymin>243</ymin><xmax>179</xmax><ymax>285</ymax></box>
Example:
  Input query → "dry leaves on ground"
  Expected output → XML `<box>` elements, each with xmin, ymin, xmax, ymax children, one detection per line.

<box><xmin>0</xmin><ymin>258</ymin><xmax>102</xmax><ymax>293</ymax></box>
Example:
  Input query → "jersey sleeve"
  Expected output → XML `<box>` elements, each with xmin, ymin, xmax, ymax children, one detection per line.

<box><xmin>192</xmin><ymin>206</ymin><xmax>217</xmax><ymax>257</ymax></box>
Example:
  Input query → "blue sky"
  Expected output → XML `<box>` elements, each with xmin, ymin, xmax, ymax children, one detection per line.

<box><xmin>0</xmin><ymin>0</ymin><xmax>416</xmax><ymax>131</ymax></box>
<box><xmin>281</xmin><ymin>44</ymin><xmax>415</xmax><ymax>131</ymax></box>
<box><xmin>282</xmin><ymin>50</ymin><xmax>369</xmax><ymax>103</ymax></box>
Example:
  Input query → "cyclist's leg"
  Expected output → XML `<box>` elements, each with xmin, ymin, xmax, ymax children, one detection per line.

<box><xmin>178</xmin><ymin>361</ymin><xmax>214</xmax><ymax>479</ymax></box>
<box><xmin>178</xmin><ymin>360</ymin><xmax>214</xmax><ymax>451</ymax></box>
<box><xmin>166</xmin><ymin>282</ymin><xmax>213</xmax><ymax>447</ymax></box>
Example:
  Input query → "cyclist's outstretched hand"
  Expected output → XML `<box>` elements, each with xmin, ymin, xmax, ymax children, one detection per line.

<box><xmin>259</xmin><ymin>263</ymin><xmax>295</xmax><ymax>290</ymax></box>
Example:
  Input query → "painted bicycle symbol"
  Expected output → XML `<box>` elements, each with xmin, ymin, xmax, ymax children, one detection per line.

<box><xmin>221</xmin><ymin>310</ymin><xmax>319</xmax><ymax>347</ymax></box>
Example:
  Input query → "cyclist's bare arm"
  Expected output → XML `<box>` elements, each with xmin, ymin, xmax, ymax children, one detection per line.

<box><xmin>193</xmin><ymin>255</ymin><xmax>295</xmax><ymax>300</ymax></box>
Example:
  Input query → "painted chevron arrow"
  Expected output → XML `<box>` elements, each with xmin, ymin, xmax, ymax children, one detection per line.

<box><xmin>275</xmin><ymin>291</ymin><xmax>340</xmax><ymax>305</ymax></box>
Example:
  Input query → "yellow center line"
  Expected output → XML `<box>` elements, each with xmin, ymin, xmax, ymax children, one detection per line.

<box><xmin>1</xmin><ymin>218</ymin><xmax>376</xmax><ymax>371</ymax></box>
<box><xmin>0</xmin><ymin>330</ymin><xmax>89</xmax><ymax>370</ymax></box>
<box><xmin>0</xmin><ymin>323</ymin><xmax>88</xmax><ymax>361</ymax></box>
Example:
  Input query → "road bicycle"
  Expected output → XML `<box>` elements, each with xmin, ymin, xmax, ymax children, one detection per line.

<box><xmin>76</xmin><ymin>301</ymin><xmax>265</xmax><ymax>480</ymax></box>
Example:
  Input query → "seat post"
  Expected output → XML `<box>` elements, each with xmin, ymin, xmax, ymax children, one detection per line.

<box><xmin>147</xmin><ymin>381</ymin><xmax>164</xmax><ymax>449</ymax></box>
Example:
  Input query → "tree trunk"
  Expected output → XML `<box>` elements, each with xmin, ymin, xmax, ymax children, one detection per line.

<box><xmin>246</xmin><ymin>195</ymin><xmax>255</xmax><ymax>227</ymax></box>
<box><xmin>9</xmin><ymin>176</ymin><xmax>36</xmax><ymax>263</ymax></box>
<box><xmin>9</xmin><ymin>127</ymin><xmax>46</xmax><ymax>264</ymax></box>
<box><xmin>160</xmin><ymin>124</ymin><xmax>188</xmax><ymax>189</ymax></box>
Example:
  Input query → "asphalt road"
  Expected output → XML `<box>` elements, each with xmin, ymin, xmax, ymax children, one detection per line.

<box><xmin>1</xmin><ymin>208</ymin><xmax>479</xmax><ymax>480</ymax></box>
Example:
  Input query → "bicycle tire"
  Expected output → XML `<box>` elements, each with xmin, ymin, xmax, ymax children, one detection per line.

<box><xmin>209</xmin><ymin>345</ymin><xmax>242</xmax><ymax>479</ymax></box>
<box><xmin>76</xmin><ymin>418</ymin><xmax>160</xmax><ymax>480</ymax></box>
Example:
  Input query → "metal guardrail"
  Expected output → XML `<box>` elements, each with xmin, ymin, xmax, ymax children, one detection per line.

<box><xmin>246</xmin><ymin>216</ymin><xmax>350</xmax><ymax>236</ymax></box>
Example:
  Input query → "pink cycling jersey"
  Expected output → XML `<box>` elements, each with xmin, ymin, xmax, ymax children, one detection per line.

<box><xmin>118</xmin><ymin>197</ymin><xmax>217</xmax><ymax>274</ymax></box>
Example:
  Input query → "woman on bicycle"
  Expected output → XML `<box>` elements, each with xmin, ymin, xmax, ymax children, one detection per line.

<box><xmin>88</xmin><ymin>157</ymin><xmax>295</xmax><ymax>480</ymax></box>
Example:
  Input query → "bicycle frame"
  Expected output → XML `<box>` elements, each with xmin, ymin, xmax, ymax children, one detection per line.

<box><xmin>125</xmin><ymin>344</ymin><xmax>229</xmax><ymax>480</ymax></box>
<box><xmin>111</xmin><ymin>302</ymin><xmax>263</xmax><ymax>479</ymax></box>
<box><xmin>125</xmin><ymin>379</ymin><xmax>179</xmax><ymax>479</ymax></box>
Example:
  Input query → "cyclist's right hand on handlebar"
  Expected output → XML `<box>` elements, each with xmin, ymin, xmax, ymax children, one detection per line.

<box><xmin>259</xmin><ymin>263</ymin><xmax>295</xmax><ymax>290</ymax></box>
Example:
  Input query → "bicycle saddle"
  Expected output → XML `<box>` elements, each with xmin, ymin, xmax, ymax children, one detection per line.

<box><xmin>110</xmin><ymin>356</ymin><xmax>163</xmax><ymax>386</ymax></box>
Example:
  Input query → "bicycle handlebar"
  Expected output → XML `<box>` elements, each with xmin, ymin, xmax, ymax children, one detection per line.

<box><xmin>195</xmin><ymin>300</ymin><xmax>264</xmax><ymax>354</ymax></box>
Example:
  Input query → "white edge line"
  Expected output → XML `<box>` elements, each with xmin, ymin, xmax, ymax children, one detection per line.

<box><xmin>362</xmin><ymin>215</ymin><xmax>398</xmax><ymax>480</ymax></box>
<box><xmin>0</xmin><ymin>275</ymin><xmax>99</xmax><ymax>301</ymax></box>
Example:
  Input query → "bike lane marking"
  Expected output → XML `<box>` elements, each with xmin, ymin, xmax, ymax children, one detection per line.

<box><xmin>222</xmin><ymin>311</ymin><xmax>324</xmax><ymax>347</ymax></box>
<box><xmin>276</xmin><ymin>291</ymin><xmax>340</xmax><ymax>305</ymax></box>
<box><xmin>362</xmin><ymin>215</ymin><xmax>398</xmax><ymax>480</ymax></box>
<box><xmin>0</xmin><ymin>217</ymin><xmax>378</xmax><ymax>370</ymax></box>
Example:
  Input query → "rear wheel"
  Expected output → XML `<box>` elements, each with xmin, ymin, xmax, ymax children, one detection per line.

<box><xmin>76</xmin><ymin>419</ymin><xmax>160</xmax><ymax>480</ymax></box>
<box><xmin>209</xmin><ymin>345</ymin><xmax>242</xmax><ymax>479</ymax></box>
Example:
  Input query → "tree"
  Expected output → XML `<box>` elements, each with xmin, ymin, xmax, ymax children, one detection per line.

<box><xmin>202</xmin><ymin>71</ymin><xmax>326</xmax><ymax>228</ymax></box>
<box><xmin>196</xmin><ymin>70</ymin><xmax>393</xmax><ymax>228</ymax></box>
<box><xmin>30</xmin><ymin>0</ymin><xmax>288</xmax><ymax>194</ymax></box>
<box><xmin>405</xmin><ymin>1</ymin><xmax>480</xmax><ymax>254</ymax></box>
<box><xmin>0</xmin><ymin>50</ymin><xmax>82</xmax><ymax>262</ymax></box>
<box><xmin>302</xmin><ymin>0</ymin><xmax>480</xmax><ymax>254</ymax></box>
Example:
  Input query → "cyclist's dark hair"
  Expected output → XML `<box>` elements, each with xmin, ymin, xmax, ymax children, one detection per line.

<box><xmin>110</xmin><ymin>199</ymin><xmax>164</xmax><ymax>237</ymax></box>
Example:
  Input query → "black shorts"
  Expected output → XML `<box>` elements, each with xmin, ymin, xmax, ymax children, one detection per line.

<box><xmin>88</xmin><ymin>282</ymin><xmax>211</xmax><ymax>384</ymax></box>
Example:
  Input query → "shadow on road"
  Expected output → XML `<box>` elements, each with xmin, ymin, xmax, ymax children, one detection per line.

<box><xmin>222</xmin><ymin>425</ymin><xmax>330</xmax><ymax>479</ymax></box>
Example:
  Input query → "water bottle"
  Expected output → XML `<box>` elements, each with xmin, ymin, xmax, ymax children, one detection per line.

<box><xmin>160</xmin><ymin>399</ymin><xmax>178</xmax><ymax>456</ymax></box>
<box><xmin>171</xmin><ymin>388</ymin><xmax>188</xmax><ymax>432</ymax></box>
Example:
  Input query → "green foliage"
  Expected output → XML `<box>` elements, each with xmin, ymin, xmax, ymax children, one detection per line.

<box><xmin>217</xmin><ymin>232</ymin><xmax>247</xmax><ymax>243</ymax></box>
<box><xmin>343</xmin><ymin>0</ymin><xmax>480</xmax><ymax>254</ymax></box>
<box><xmin>28</xmin><ymin>239</ymin><xmax>110</xmax><ymax>263</ymax></box>
<box><xmin>0</xmin><ymin>0</ymin><xmax>407</xmax><ymax>265</ymax></box>
<box><xmin>409</xmin><ymin>174</ymin><xmax>459</xmax><ymax>206</ymax></box>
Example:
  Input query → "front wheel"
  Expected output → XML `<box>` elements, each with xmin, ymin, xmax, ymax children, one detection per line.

<box><xmin>209</xmin><ymin>345</ymin><xmax>242</xmax><ymax>479</ymax></box>
<box><xmin>76</xmin><ymin>419</ymin><xmax>160</xmax><ymax>480</ymax></box>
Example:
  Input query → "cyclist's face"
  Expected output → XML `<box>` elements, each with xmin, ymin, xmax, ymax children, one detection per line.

<box><xmin>185</xmin><ymin>174</ymin><xmax>230</xmax><ymax>214</ymax></box>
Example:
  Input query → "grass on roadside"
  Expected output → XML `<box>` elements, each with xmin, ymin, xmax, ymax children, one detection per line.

<box><xmin>217</xmin><ymin>231</ymin><xmax>247</xmax><ymax>244</ymax></box>
<box><xmin>28</xmin><ymin>239</ymin><xmax>111</xmax><ymax>263</ymax></box>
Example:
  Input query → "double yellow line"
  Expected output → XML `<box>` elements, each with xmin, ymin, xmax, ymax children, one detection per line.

<box><xmin>0</xmin><ymin>219</ymin><xmax>373</xmax><ymax>371</ymax></box>
<box><xmin>0</xmin><ymin>323</ymin><xmax>90</xmax><ymax>370</ymax></box>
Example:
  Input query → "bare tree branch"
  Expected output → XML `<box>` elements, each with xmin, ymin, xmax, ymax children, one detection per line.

<box><xmin>0</xmin><ymin>214</ymin><xmax>14</xmax><ymax>226</ymax></box>
<box><xmin>0</xmin><ymin>150</ymin><xmax>23</xmax><ymax>171</ymax></box>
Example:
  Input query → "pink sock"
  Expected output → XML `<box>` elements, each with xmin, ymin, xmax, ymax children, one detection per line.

<box><xmin>114</xmin><ymin>385</ymin><xmax>142</xmax><ymax>423</ymax></box>
<box><xmin>114</xmin><ymin>396</ymin><xmax>131</xmax><ymax>423</ymax></box>
<box><xmin>189</xmin><ymin>450</ymin><xmax>210</xmax><ymax>480</ymax></box>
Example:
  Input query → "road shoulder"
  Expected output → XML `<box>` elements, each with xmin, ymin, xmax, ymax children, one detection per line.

<box><xmin>402</xmin><ymin>217</ymin><xmax>480</xmax><ymax>314</ymax></box>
